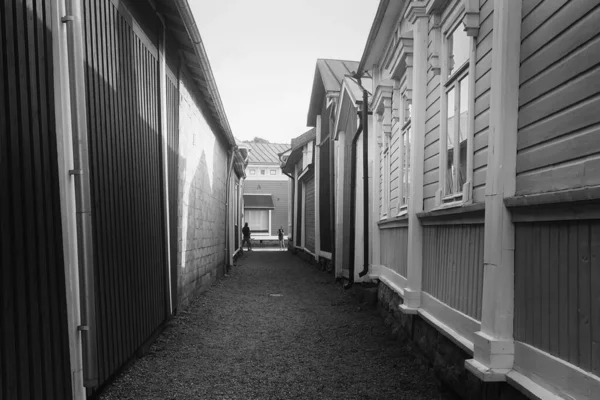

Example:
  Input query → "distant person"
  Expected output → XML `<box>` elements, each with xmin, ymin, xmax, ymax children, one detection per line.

<box><xmin>278</xmin><ymin>226</ymin><xmax>285</xmax><ymax>250</ymax></box>
<box><xmin>242</xmin><ymin>222</ymin><xmax>252</xmax><ymax>251</ymax></box>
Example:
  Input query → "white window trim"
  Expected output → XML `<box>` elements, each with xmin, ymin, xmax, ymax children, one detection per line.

<box><xmin>435</xmin><ymin>4</ymin><xmax>475</xmax><ymax>210</ymax></box>
<box><xmin>397</xmin><ymin>78</ymin><xmax>412</xmax><ymax>217</ymax></box>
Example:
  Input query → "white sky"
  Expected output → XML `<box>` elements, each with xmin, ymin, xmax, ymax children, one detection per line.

<box><xmin>191</xmin><ymin>0</ymin><xmax>379</xmax><ymax>145</ymax></box>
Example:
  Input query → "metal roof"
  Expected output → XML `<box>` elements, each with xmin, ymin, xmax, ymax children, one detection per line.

<box><xmin>241</xmin><ymin>142</ymin><xmax>290</xmax><ymax>164</ymax></box>
<box><xmin>153</xmin><ymin>0</ymin><xmax>235</xmax><ymax>146</ymax></box>
<box><xmin>280</xmin><ymin>128</ymin><xmax>316</xmax><ymax>175</ymax></box>
<box><xmin>243</xmin><ymin>194</ymin><xmax>275</xmax><ymax>209</ymax></box>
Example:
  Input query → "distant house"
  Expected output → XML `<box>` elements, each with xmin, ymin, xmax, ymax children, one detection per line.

<box><xmin>241</xmin><ymin>142</ymin><xmax>290</xmax><ymax>241</ymax></box>
<box><xmin>281</xmin><ymin>128</ymin><xmax>316</xmax><ymax>257</ymax></box>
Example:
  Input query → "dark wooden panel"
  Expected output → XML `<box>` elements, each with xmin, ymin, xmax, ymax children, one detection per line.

<box><xmin>319</xmin><ymin>141</ymin><xmax>332</xmax><ymax>252</ymax></box>
<box><xmin>422</xmin><ymin>225</ymin><xmax>484</xmax><ymax>320</ymax></box>
<box><xmin>0</xmin><ymin>0</ymin><xmax>73</xmax><ymax>398</ymax></box>
<box><xmin>515</xmin><ymin>220</ymin><xmax>600</xmax><ymax>375</ymax></box>
<box><xmin>305</xmin><ymin>176</ymin><xmax>316</xmax><ymax>253</ymax></box>
<box><xmin>380</xmin><ymin>227</ymin><xmax>409</xmax><ymax>277</ymax></box>
<box><xmin>83</xmin><ymin>0</ymin><xmax>166</xmax><ymax>389</ymax></box>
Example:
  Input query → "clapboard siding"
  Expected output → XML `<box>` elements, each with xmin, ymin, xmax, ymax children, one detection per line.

<box><xmin>305</xmin><ymin>176</ymin><xmax>316</xmax><ymax>253</ymax></box>
<box><xmin>514</xmin><ymin>220</ymin><xmax>600</xmax><ymax>375</ymax></box>
<box><xmin>516</xmin><ymin>1</ymin><xmax>600</xmax><ymax>196</ymax></box>
<box><xmin>84</xmin><ymin>0</ymin><xmax>167</xmax><ymax>387</ymax></box>
<box><xmin>389</xmin><ymin>128</ymin><xmax>401</xmax><ymax>215</ymax></box>
<box><xmin>244</xmin><ymin>179</ymin><xmax>289</xmax><ymax>236</ymax></box>
<box><xmin>380</xmin><ymin>227</ymin><xmax>409</xmax><ymax>277</ymax></box>
<box><xmin>0</xmin><ymin>1</ymin><xmax>73</xmax><ymax>398</ymax></box>
<box><xmin>422</xmin><ymin>225</ymin><xmax>485</xmax><ymax>321</ymax></box>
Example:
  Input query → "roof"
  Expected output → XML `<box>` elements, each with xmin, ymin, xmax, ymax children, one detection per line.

<box><xmin>280</xmin><ymin>128</ymin><xmax>316</xmax><ymax>175</ymax></box>
<box><xmin>243</xmin><ymin>194</ymin><xmax>275</xmax><ymax>209</ymax></box>
<box><xmin>307</xmin><ymin>59</ymin><xmax>361</xmax><ymax>127</ymax></box>
<box><xmin>241</xmin><ymin>142</ymin><xmax>290</xmax><ymax>164</ymax></box>
<box><xmin>152</xmin><ymin>0</ymin><xmax>235</xmax><ymax>146</ymax></box>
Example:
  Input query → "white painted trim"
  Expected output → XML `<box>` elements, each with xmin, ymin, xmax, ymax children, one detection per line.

<box><xmin>335</xmin><ymin>132</ymin><xmax>346</xmax><ymax>278</ymax></box>
<box><xmin>419</xmin><ymin>292</ymin><xmax>479</xmax><ymax>355</ymax></box>
<box><xmin>315</xmin><ymin>115</ymin><xmax>321</xmax><ymax>261</ymax></box>
<box><xmin>369</xmin><ymin>264</ymin><xmax>408</xmax><ymax>296</ymax></box>
<box><xmin>506</xmin><ymin>370</ymin><xmax>565</xmax><ymax>400</ymax></box>
<box><xmin>511</xmin><ymin>341</ymin><xmax>600</xmax><ymax>400</ymax></box>
<box><xmin>301</xmin><ymin>181</ymin><xmax>306</xmax><ymax>248</ymax></box>
<box><xmin>268</xmin><ymin>209</ymin><xmax>272</xmax><ymax>236</ymax></box>
<box><xmin>53</xmin><ymin>0</ymin><xmax>85</xmax><ymax>396</ymax></box>
<box><xmin>319</xmin><ymin>251</ymin><xmax>332</xmax><ymax>260</ymax></box>
<box><xmin>303</xmin><ymin>248</ymin><xmax>316</xmax><ymax>258</ymax></box>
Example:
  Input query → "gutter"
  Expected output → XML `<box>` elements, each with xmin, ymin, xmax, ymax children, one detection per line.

<box><xmin>173</xmin><ymin>0</ymin><xmax>235</xmax><ymax>147</ymax></box>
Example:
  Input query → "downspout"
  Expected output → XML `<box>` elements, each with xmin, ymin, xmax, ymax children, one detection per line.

<box><xmin>65</xmin><ymin>0</ymin><xmax>98</xmax><ymax>387</ymax></box>
<box><xmin>359</xmin><ymin>86</ymin><xmax>370</xmax><ymax>278</ymax></box>
<box><xmin>344</xmin><ymin>116</ymin><xmax>363</xmax><ymax>290</ymax></box>
<box><xmin>224</xmin><ymin>147</ymin><xmax>237</xmax><ymax>272</ymax></box>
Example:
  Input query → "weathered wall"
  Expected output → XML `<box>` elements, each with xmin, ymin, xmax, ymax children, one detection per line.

<box><xmin>516</xmin><ymin>0</ymin><xmax>600</xmax><ymax>195</ymax></box>
<box><xmin>422</xmin><ymin>224</ymin><xmax>484</xmax><ymax>321</ymax></box>
<box><xmin>514</xmin><ymin>219</ymin><xmax>600</xmax><ymax>375</ymax></box>
<box><xmin>177</xmin><ymin>71</ymin><xmax>228</xmax><ymax>308</ymax></box>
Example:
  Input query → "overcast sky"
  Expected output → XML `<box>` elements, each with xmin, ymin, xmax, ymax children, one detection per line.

<box><xmin>191</xmin><ymin>0</ymin><xmax>379</xmax><ymax>145</ymax></box>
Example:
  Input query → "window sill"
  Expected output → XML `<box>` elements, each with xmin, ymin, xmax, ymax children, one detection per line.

<box><xmin>378</xmin><ymin>215</ymin><xmax>409</xmax><ymax>229</ymax></box>
<box><xmin>418</xmin><ymin>202</ymin><xmax>484</xmax><ymax>225</ymax></box>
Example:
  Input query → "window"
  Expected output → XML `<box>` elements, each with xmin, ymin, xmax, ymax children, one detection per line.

<box><xmin>249</xmin><ymin>169</ymin><xmax>255</xmax><ymax>175</ymax></box>
<box><xmin>260</xmin><ymin>169</ymin><xmax>266</xmax><ymax>175</ymax></box>
<box><xmin>440</xmin><ymin>21</ymin><xmax>473</xmax><ymax>204</ymax></box>
<box><xmin>270</xmin><ymin>169</ymin><xmax>276</xmax><ymax>175</ymax></box>
<box><xmin>399</xmin><ymin>97</ymin><xmax>411</xmax><ymax>212</ymax></box>
<box><xmin>245</xmin><ymin>209</ymin><xmax>269</xmax><ymax>232</ymax></box>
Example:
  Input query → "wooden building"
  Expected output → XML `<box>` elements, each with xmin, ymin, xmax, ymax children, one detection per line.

<box><xmin>351</xmin><ymin>0</ymin><xmax>600</xmax><ymax>398</ymax></box>
<box><xmin>0</xmin><ymin>0</ymin><xmax>245</xmax><ymax>398</ymax></box>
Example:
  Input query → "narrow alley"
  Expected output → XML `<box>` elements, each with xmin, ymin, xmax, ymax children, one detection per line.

<box><xmin>98</xmin><ymin>250</ymin><xmax>456</xmax><ymax>400</ymax></box>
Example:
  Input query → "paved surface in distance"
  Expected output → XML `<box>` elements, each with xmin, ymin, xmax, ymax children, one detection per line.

<box><xmin>99</xmin><ymin>250</ymin><xmax>457</xmax><ymax>400</ymax></box>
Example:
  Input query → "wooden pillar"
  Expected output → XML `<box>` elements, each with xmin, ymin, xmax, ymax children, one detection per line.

<box><xmin>402</xmin><ymin>6</ymin><xmax>428</xmax><ymax>311</ymax></box>
<box><xmin>466</xmin><ymin>0</ymin><xmax>522</xmax><ymax>381</ymax></box>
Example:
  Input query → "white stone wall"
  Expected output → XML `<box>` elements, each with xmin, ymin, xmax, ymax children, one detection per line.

<box><xmin>176</xmin><ymin>74</ymin><xmax>228</xmax><ymax>309</ymax></box>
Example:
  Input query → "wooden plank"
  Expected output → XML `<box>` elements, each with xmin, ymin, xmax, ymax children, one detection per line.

<box><xmin>474</xmin><ymin>90</ymin><xmax>490</xmax><ymax>118</ymax></box>
<box><xmin>532</xmin><ymin>225</ymin><xmax>542</xmax><ymax>348</ymax></box>
<box><xmin>423</xmin><ymin>152</ymin><xmax>439</xmax><ymax>174</ymax></box>
<box><xmin>558</xmin><ymin>224</ymin><xmax>570</xmax><ymax>361</ymax></box>
<box><xmin>424</xmin><ymin>140</ymin><xmax>438</xmax><ymax>161</ymax></box>
<box><xmin>522</xmin><ymin>224</ymin><xmax>535</xmax><ymax>344</ymax></box>
<box><xmin>548</xmin><ymin>224</ymin><xmax>560</xmax><ymax>356</ymax></box>
<box><xmin>540</xmin><ymin>225</ymin><xmax>550</xmax><ymax>352</ymax></box>
<box><xmin>518</xmin><ymin>66</ymin><xmax>600</xmax><ymax>129</ymax></box>
<box><xmin>522</xmin><ymin>0</ymin><xmax>544</xmax><ymax>20</ymax></box>
<box><xmin>521</xmin><ymin>1</ymin><xmax>598</xmax><ymax>63</ymax></box>
<box><xmin>424</xmin><ymin>125</ymin><xmax>439</xmax><ymax>147</ymax></box>
<box><xmin>516</xmin><ymin>123</ymin><xmax>600</xmax><ymax>174</ymax></box>
<box><xmin>517</xmin><ymin>95</ymin><xmax>600</xmax><ymax>151</ymax></box>
<box><xmin>473</xmin><ymin>165</ymin><xmax>486</xmax><ymax>191</ymax></box>
<box><xmin>476</xmin><ymin>27</ymin><xmax>493</xmax><ymax>59</ymax></box>
<box><xmin>520</xmin><ymin>36</ymin><xmax>600</xmax><ymax>106</ymax></box>
<box><xmin>514</xmin><ymin>227</ymin><xmax>523</xmax><ymax>340</ymax></box>
<box><xmin>516</xmin><ymin>153</ymin><xmax>600</xmax><ymax>196</ymax></box>
<box><xmin>578</xmin><ymin>222</ymin><xmax>592</xmax><ymax>370</ymax></box>
<box><xmin>568</xmin><ymin>223</ymin><xmax>579</xmax><ymax>365</ymax></box>
<box><xmin>473</xmin><ymin>147</ymin><xmax>488</xmax><ymax>170</ymax></box>
<box><xmin>520</xmin><ymin>0</ymin><xmax>568</xmax><ymax>41</ymax></box>
<box><xmin>474</xmin><ymin>110</ymin><xmax>489</xmax><ymax>136</ymax></box>
<box><xmin>590</xmin><ymin>222</ymin><xmax>600</xmax><ymax>375</ymax></box>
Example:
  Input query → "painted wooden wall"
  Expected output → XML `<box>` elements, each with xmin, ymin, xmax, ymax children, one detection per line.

<box><xmin>305</xmin><ymin>175</ymin><xmax>316</xmax><ymax>253</ymax></box>
<box><xmin>514</xmin><ymin>220</ymin><xmax>600</xmax><ymax>376</ymax></box>
<box><xmin>166</xmin><ymin>70</ymin><xmax>179</xmax><ymax>311</ymax></box>
<box><xmin>83</xmin><ymin>0</ymin><xmax>167</xmax><ymax>388</ymax></box>
<box><xmin>473</xmin><ymin>0</ymin><xmax>493</xmax><ymax>203</ymax></box>
<box><xmin>422</xmin><ymin>224</ymin><xmax>484</xmax><ymax>320</ymax></box>
<box><xmin>389</xmin><ymin>120</ymin><xmax>401</xmax><ymax>216</ymax></box>
<box><xmin>0</xmin><ymin>0</ymin><xmax>73</xmax><ymax>398</ymax></box>
<box><xmin>244</xmin><ymin>180</ymin><xmax>289</xmax><ymax>235</ymax></box>
<box><xmin>380</xmin><ymin>226</ymin><xmax>409</xmax><ymax>277</ymax></box>
<box><xmin>320</xmin><ymin>140</ymin><xmax>332</xmax><ymax>252</ymax></box>
<box><xmin>516</xmin><ymin>1</ymin><xmax>600</xmax><ymax>195</ymax></box>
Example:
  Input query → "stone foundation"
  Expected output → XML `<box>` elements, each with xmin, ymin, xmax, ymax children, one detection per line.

<box><xmin>376</xmin><ymin>281</ymin><xmax>529</xmax><ymax>400</ymax></box>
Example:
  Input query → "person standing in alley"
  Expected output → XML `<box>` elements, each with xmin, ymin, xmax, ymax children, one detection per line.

<box><xmin>278</xmin><ymin>226</ymin><xmax>285</xmax><ymax>250</ymax></box>
<box><xmin>242</xmin><ymin>222</ymin><xmax>252</xmax><ymax>251</ymax></box>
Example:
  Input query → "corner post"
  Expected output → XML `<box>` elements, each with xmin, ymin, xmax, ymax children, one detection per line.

<box><xmin>466</xmin><ymin>0</ymin><xmax>522</xmax><ymax>381</ymax></box>
<box><xmin>402</xmin><ymin>4</ymin><xmax>428</xmax><ymax>311</ymax></box>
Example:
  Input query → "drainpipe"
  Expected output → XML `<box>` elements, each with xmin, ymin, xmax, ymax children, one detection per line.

<box><xmin>65</xmin><ymin>0</ymin><xmax>97</xmax><ymax>387</ymax></box>
<box><xmin>224</xmin><ymin>147</ymin><xmax>237</xmax><ymax>272</ymax></box>
<box><xmin>358</xmin><ymin>86</ymin><xmax>370</xmax><ymax>278</ymax></box>
<box><xmin>344</xmin><ymin>117</ymin><xmax>363</xmax><ymax>289</ymax></box>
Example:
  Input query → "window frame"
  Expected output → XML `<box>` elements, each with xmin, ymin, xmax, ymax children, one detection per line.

<box><xmin>397</xmin><ymin>81</ymin><xmax>412</xmax><ymax>217</ymax></box>
<box><xmin>437</xmin><ymin>9</ymin><xmax>475</xmax><ymax>209</ymax></box>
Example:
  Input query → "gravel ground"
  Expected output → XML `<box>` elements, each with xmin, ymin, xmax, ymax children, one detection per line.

<box><xmin>98</xmin><ymin>250</ymin><xmax>458</xmax><ymax>400</ymax></box>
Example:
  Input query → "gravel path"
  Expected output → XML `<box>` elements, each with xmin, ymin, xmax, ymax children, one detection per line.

<box><xmin>99</xmin><ymin>250</ymin><xmax>457</xmax><ymax>400</ymax></box>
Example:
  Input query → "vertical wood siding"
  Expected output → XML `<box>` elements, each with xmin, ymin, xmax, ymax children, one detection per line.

<box><xmin>320</xmin><ymin>140</ymin><xmax>332</xmax><ymax>252</ymax></box>
<box><xmin>514</xmin><ymin>220</ymin><xmax>600</xmax><ymax>375</ymax></box>
<box><xmin>0</xmin><ymin>1</ymin><xmax>73</xmax><ymax>398</ymax></box>
<box><xmin>424</xmin><ymin>16</ymin><xmax>441</xmax><ymax>211</ymax></box>
<box><xmin>380</xmin><ymin>227</ymin><xmax>409</xmax><ymax>277</ymax></box>
<box><xmin>305</xmin><ymin>176</ymin><xmax>316</xmax><ymax>253</ymax></box>
<box><xmin>422</xmin><ymin>225</ymin><xmax>485</xmax><ymax>320</ymax></box>
<box><xmin>473</xmin><ymin>0</ymin><xmax>493</xmax><ymax>203</ymax></box>
<box><xmin>83</xmin><ymin>0</ymin><xmax>167</xmax><ymax>387</ymax></box>
<box><xmin>516</xmin><ymin>1</ymin><xmax>600</xmax><ymax>195</ymax></box>
<box><xmin>296</xmin><ymin>181</ymin><xmax>303</xmax><ymax>244</ymax></box>
<box><xmin>166</xmin><ymin>73</ymin><xmax>179</xmax><ymax>310</ymax></box>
